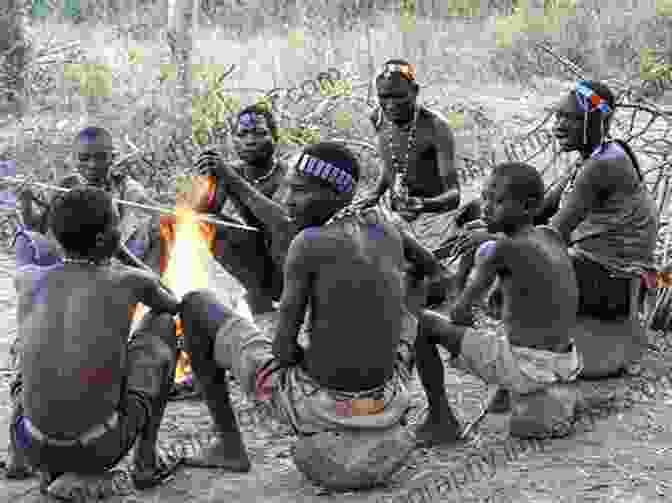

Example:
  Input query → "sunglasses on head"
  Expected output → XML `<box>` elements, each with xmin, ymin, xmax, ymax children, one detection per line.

<box><xmin>378</xmin><ymin>63</ymin><xmax>416</xmax><ymax>83</ymax></box>
<box><xmin>575</xmin><ymin>81</ymin><xmax>611</xmax><ymax>114</ymax></box>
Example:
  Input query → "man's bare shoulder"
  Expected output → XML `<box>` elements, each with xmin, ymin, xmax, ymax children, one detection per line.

<box><xmin>423</xmin><ymin>108</ymin><xmax>454</xmax><ymax>138</ymax></box>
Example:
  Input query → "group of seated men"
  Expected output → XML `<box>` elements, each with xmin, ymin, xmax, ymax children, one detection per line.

<box><xmin>1</xmin><ymin>62</ymin><xmax>659</xmax><ymax>500</ymax></box>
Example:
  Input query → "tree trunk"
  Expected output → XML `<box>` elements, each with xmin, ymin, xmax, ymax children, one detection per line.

<box><xmin>167</xmin><ymin>0</ymin><xmax>193</xmax><ymax>147</ymax></box>
<box><xmin>0</xmin><ymin>0</ymin><xmax>28</xmax><ymax>116</ymax></box>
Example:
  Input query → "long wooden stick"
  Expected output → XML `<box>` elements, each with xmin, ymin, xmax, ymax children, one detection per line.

<box><xmin>0</xmin><ymin>175</ymin><xmax>260</xmax><ymax>232</ymax></box>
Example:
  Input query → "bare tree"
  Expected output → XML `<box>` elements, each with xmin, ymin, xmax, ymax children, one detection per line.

<box><xmin>0</xmin><ymin>0</ymin><xmax>28</xmax><ymax>116</ymax></box>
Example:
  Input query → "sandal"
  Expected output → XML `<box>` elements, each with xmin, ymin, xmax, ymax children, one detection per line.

<box><xmin>131</xmin><ymin>454</ymin><xmax>182</xmax><ymax>490</ymax></box>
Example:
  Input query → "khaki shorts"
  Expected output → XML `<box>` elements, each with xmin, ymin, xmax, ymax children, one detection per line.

<box><xmin>213</xmin><ymin>313</ymin><xmax>412</xmax><ymax>436</ymax></box>
<box><xmin>459</xmin><ymin>325</ymin><xmax>583</xmax><ymax>396</ymax></box>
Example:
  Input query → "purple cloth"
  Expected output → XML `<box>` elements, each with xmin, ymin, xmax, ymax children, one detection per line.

<box><xmin>477</xmin><ymin>240</ymin><xmax>497</xmax><ymax>261</ymax></box>
<box><xmin>14</xmin><ymin>228</ymin><xmax>62</xmax><ymax>268</ymax></box>
<box><xmin>14</xmin><ymin>416</ymin><xmax>33</xmax><ymax>450</ymax></box>
<box><xmin>0</xmin><ymin>160</ymin><xmax>18</xmax><ymax>210</ymax></box>
<box><xmin>590</xmin><ymin>142</ymin><xmax>626</xmax><ymax>162</ymax></box>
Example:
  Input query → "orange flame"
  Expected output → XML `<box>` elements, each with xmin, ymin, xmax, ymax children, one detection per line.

<box><xmin>132</xmin><ymin>175</ymin><xmax>218</xmax><ymax>384</ymax></box>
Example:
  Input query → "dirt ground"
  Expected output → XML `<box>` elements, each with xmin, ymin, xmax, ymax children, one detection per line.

<box><xmin>2</xmin><ymin>242</ymin><xmax>672</xmax><ymax>503</ymax></box>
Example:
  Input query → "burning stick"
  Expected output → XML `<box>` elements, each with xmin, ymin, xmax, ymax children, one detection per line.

<box><xmin>0</xmin><ymin>174</ymin><xmax>260</xmax><ymax>232</ymax></box>
<box><xmin>131</xmin><ymin>175</ymin><xmax>254</xmax><ymax>386</ymax></box>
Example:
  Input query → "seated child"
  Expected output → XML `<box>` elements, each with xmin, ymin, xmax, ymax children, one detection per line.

<box><xmin>414</xmin><ymin>162</ymin><xmax>584</xmax><ymax>446</ymax></box>
<box><xmin>5</xmin><ymin>186</ymin><xmax>183</xmax><ymax>500</ymax></box>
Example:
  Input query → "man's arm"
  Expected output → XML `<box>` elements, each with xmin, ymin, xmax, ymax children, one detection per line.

<box><xmin>534</xmin><ymin>173</ymin><xmax>573</xmax><ymax>225</ymax></box>
<box><xmin>549</xmin><ymin>159</ymin><xmax>609</xmax><ymax>243</ymax></box>
<box><xmin>18</xmin><ymin>190</ymin><xmax>49</xmax><ymax>232</ymax></box>
<box><xmin>208</xmin><ymin>156</ymin><xmax>292</xmax><ymax>232</ymax></box>
<box><xmin>450</xmin><ymin>239</ymin><xmax>503</xmax><ymax>324</ymax></box>
<box><xmin>273</xmin><ymin>230</ymin><xmax>314</xmax><ymax>366</ymax></box>
<box><xmin>123</xmin><ymin>178</ymin><xmax>161</xmax><ymax>211</ymax></box>
<box><xmin>400</xmin><ymin>228</ymin><xmax>441</xmax><ymax>278</ymax></box>
<box><xmin>137</xmin><ymin>271</ymin><xmax>181</xmax><ymax>315</ymax></box>
<box><xmin>420</xmin><ymin>118</ymin><xmax>460</xmax><ymax>213</ymax></box>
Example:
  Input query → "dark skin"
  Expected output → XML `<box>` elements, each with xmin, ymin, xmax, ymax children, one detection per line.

<box><xmin>14</xmin><ymin>203</ymin><xmax>181</xmax><ymax>484</ymax></box>
<box><xmin>182</xmin><ymin>165</ymin><xmax>418</xmax><ymax>469</ymax></box>
<box><xmin>202</xmin><ymin>113</ymin><xmax>289</xmax><ymax>314</ymax></box>
<box><xmin>206</xmin><ymin>155</ymin><xmax>441</xmax><ymax>303</ymax></box>
<box><xmin>365</xmin><ymin>76</ymin><xmax>460</xmax><ymax>221</ymax></box>
<box><xmin>549</xmin><ymin>93</ymin><xmax>641</xmax><ymax>244</ymax></box>
<box><xmin>20</xmin><ymin>136</ymin><xmax>156</xmax><ymax>269</ymax></box>
<box><xmin>454</xmin><ymin>92</ymin><xmax>613</xmax><ymax>294</ymax></box>
<box><xmin>414</xmin><ymin>172</ymin><xmax>579</xmax><ymax>446</ymax></box>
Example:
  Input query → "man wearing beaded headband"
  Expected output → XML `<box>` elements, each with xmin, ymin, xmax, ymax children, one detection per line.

<box><xmin>545</xmin><ymin>80</ymin><xmax>658</xmax><ymax>376</ymax></box>
<box><xmin>364</xmin><ymin>59</ymin><xmax>460</xmax><ymax>222</ymax></box>
<box><xmin>363</xmin><ymin>59</ymin><xmax>461</xmax><ymax>308</ymax></box>
<box><xmin>550</xmin><ymin>81</ymin><xmax>658</xmax><ymax>328</ymax></box>
<box><xmin>180</xmin><ymin>142</ymin><xmax>440</xmax><ymax>470</ymax></box>
<box><xmin>197</xmin><ymin>104</ymin><xmax>290</xmax><ymax>315</ymax></box>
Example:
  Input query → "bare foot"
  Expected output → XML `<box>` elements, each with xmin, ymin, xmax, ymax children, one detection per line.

<box><xmin>415</xmin><ymin>416</ymin><xmax>462</xmax><ymax>448</ymax></box>
<box><xmin>131</xmin><ymin>450</ymin><xmax>182</xmax><ymax>490</ymax></box>
<box><xmin>182</xmin><ymin>434</ymin><xmax>251</xmax><ymax>472</ymax></box>
<box><xmin>46</xmin><ymin>470</ymin><xmax>132</xmax><ymax>501</ymax></box>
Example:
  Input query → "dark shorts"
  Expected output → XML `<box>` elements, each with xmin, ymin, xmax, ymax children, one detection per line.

<box><xmin>572</xmin><ymin>255</ymin><xmax>631</xmax><ymax>320</ymax></box>
<box><xmin>13</xmin><ymin>318</ymin><xmax>172</xmax><ymax>475</ymax></box>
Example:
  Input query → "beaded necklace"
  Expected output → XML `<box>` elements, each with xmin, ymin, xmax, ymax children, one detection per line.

<box><xmin>383</xmin><ymin>106</ymin><xmax>419</xmax><ymax>204</ymax></box>
<box><xmin>324</xmin><ymin>203</ymin><xmax>364</xmax><ymax>227</ymax></box>
<box><xmin>244</xmin><ymin>158</ymin><xmax>279</xmax><ymax>186</ymax></box>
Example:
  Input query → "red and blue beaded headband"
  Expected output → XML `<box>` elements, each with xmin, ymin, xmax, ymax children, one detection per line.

<box><xmin>575</xmin><ymin>81</ymin><xmax>612</xmax><ymax>114</ymax></box>
<box><xmin>295</xmin><ymin>153</ymin><xmax>355</xmax><ymax>194</ymax></box>
<box><xmin>378</xmin><ymin>63</ymin><xmax>416</xmax><ymax>83</ymax></box>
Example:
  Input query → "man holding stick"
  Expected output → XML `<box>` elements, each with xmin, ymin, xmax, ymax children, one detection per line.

<box><xmin>196</xmin><ymin>104</ymin><xmax>290</xmax><ymax>315</ymax></box>
<box><xmin>19</xmin><ymin>127</ymin><xmax>158</xmax><ymax>268</ymax></box>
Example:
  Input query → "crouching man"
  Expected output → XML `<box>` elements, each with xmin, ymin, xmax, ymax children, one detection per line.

<box><xmin>179</xmin><ymin>143</ymin><xmax>429</xmax><ymax>472</ymax></box>
<box><xmin>7</xmin><ymin>187</ymin><xmax>182</xmax><ymax>500</ymax></box>
<box><xmin>414</xmin><ymin>162</ymin><xmax>584</xmax><ymax>446</ymax></box>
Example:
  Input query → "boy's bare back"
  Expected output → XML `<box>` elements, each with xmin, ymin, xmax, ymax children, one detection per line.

<box><xmin>298</xmin><ymin>209</ymin><xmax>408</xmax><ymax>392</ymax></box>
<box><xmin>19</xmin><ymin>263</ymin><xmax>178</xmax><ymax>439</ymax></box>
<box><xmin>491</xmin><ymin>226</ymin><xmax>578</xmax><ymax>351</ymax></box>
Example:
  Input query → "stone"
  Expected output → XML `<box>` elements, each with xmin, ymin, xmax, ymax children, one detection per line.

<box><xmin>291</xmin><ymin>425</ymin><xmax>415</xmax><ymax>491</ymax></box>
<box><xmin>574</xmin><ymin>316</ymin><xmax>646</xmax><ymax>379</ymax></box>
<box><xmin>509</xmin><ymin>384</ymin><xmax>580</xmax><ymax>440</ymax></box>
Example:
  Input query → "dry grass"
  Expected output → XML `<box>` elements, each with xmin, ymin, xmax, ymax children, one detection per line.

<box><xmin>0</xmin><ymin>2</ymin><xmax>670</xmax><ymax>203</ymax></box>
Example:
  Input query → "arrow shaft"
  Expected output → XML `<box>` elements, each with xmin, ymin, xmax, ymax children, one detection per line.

<box><xmin>0</xmin><ymin>175</ymin><xmax>259</xmax><ymax>232</ymax></box>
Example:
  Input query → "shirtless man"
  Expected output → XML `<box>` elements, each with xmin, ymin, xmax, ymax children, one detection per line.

<box><xmin>456</xmin><ymin>81</ymin><xmax>658</xmax><ymax>312</ymax></box>
<box><xmin>20</xmin><ymin>127</ymin><xmax>156</xmax><ymax>267</ymax></box>
<box><xmin>359</xmin><ymin>60</ymin><xmax>460</xmax><ymax>306</ymax></box>
<box><xmin>414</xmin><ymin>162</ymin><xmax>583</xmax><ymax>446</ymax></box>
<box><xmin>197</xmin><ymin>104</ymin><xmax>289</xmax><ymax>314</ymax></box>
<box><xmin>179</xmin><ymin>142</ymin><xmax>436</xmax><ymax>469</ymax></box>
<box><xmin>364</xmin><ymin>60</ymin><xmax>460</xmax><ymax>222</ymax></box>
<box><xmin>5</xmin><ymin>187</ymin><xmax>182</xmax><ymax>499</ymax></box>
<box><xmin>550</xmin><ymin>80</ymin><xmax>658</xmax><ymax>321</ymax></box>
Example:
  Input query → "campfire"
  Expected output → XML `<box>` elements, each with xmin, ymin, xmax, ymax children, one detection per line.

<box><xmin>133</xmin><ymin>174</ymin><xmax>218</xmax><ymax>385</ymax></box>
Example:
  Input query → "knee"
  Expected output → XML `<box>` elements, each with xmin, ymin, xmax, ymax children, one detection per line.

<box><xmin>181</xmin><ymin>289</ymin><xmax>220</xmax><ymax>319</ymax></box>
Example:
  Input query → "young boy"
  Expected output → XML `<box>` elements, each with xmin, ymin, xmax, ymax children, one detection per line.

<box><xmin>6</xmin><ymin>186</ymin><xmax>182</xmax><ymax>500</ymax></box>
<box><xmin>414</xmin><ymin>162</ymin><xmax>584</xmax><ymax>446</ymax></box>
